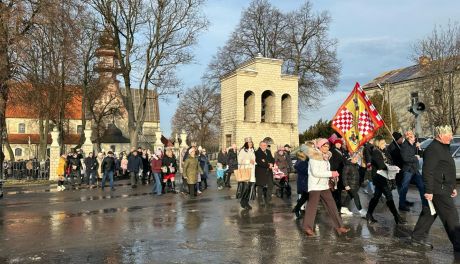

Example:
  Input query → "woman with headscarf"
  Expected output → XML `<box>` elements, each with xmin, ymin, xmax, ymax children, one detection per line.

<box><xmin>366</xmin><ymin>136</ymin><xmax>407</xmax><ymax>225</ymax></box>
<box><xmin>238</xmin><ymin>137</ymin><xmax>256</xmax><ymax>210</ymax></box>
<box><xmin>303</xmin><ymin>138</ymin><xmax>350</xmax><ymax>236</ymax></box>
<box><xmin>183</xmin><ymin>147</ymin><xmax>203</xmax><ymax>198</ymax></box>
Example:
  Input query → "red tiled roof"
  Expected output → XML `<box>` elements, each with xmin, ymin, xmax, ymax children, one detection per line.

<box><xmin>6</xmin><ymin>82</ymin><xmax>83</xmax><ymax>120</ymax></box>
<box><xmin>8</xmin><ymin>133</ymin><xmax>82</xmax><ymax>145</ymax></box>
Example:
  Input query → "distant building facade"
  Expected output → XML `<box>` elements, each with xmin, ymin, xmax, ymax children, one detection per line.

<box><xmin>362</xmin><ymin>57</ymin><xmax>460</xmax><ymax>137</ymax></box>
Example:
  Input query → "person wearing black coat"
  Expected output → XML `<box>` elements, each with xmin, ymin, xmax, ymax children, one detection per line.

<box><xmin>342</xmin><ymin>155</ymin><xmax>366</xmax><ymax>217</ymax></box>
<box><xmin>255</xmin><ymin>141</ymin><xmax>275</xmax><ymax>205</ymax></box>
<box><xmin>412</xmin><ymin>126</ymin><xmax>460</xmax><ymax>253</ymax></box>
<box><xmin>127</xmin><ymin>151</ymin><xmax>143</xmax><ymax>188</ymax></box>
<box><xmin>388</xmin><ymin>132</ymin><xmax>404</xmax><ymax>189</ymax></box>
<box><xmin>84</xmin><ymin>152</ymin><xmax>98</xmax><ymax>188</ymax></box>
<box><xmin>226</xmin><ymin>145</ymin><xmax>238</xmax><ymax>188</ymax></box>
<box><xmin>366</xmin><ymin>137</ymin><xmax>407</xmax><ymax>225</ymax></box>
<box><xmin>68</xmin><ymin>152</ymin><xmax>82</xmax><ymax>189</ymax></box>
<box><xmin>292</xmin><ymin>146</ymin><xmax>309</xmax><ymax>218</ymax></box>
<box><xmin>101</xmin><ymin>151</ymin><xmax>116</xmax><ymax>191</ymax></box>
<box><xmin>399</xmin><ymin>131</ymin><xmax>426</xmax><ymax>211</ymax></box>
<box><xmin>329</xmin><ymin>139</ymin><xmax>346</xmax><ymax>213</ymax></box>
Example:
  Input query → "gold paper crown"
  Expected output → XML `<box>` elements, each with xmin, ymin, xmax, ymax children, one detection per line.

<box><xmin>435</xmin><ymin>125</ymin><xmax>453</xmax><ymax>136</ymax></box>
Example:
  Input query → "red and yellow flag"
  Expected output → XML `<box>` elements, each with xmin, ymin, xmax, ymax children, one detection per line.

<box><xmin>331</xmin><ymin>82</ymin><xmax>384</xmax><ymax>153</ymax></box>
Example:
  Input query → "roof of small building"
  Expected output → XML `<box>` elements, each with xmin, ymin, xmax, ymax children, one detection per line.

<box><xmin>8</xmin><ymin>133</ymin><xmax>81</xmax><ymax>145</ymax></box>
<box><xmin>362</xmin><ymin>64</ymin><xmax>425</xmax><ymax>90</ymax></box>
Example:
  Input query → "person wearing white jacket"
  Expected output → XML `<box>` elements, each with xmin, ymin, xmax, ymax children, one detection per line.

<box><xmin>238</xmin><ymin>138</ymin><xmax>256</xmax><ymax>210</ymax></box>
<box><xmin>302</xmin><ymin>138</ymin><xmax>350</xmax><ymax>236</ymax></box>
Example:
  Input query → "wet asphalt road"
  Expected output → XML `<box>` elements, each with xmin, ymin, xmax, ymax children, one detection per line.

<box><xmin>1</xmin><ymin>175</ymin><xmax>460</xmax><ymax>264</ymax></box>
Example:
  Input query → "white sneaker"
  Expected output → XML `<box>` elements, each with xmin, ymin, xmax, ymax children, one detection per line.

<box><xmin>61</xmin><ymin>185</ymin><xmax>66</xmax><ymax>191</ymax></box>
<box><xmin>340</xmin><ymin>207</ymin><xmax>353</xmax><ymax>216</ymax></box>
<box><xmin>57</xmin><ymin>186</ymin><xmax>62</xmax><ymax>191</ymax></box>
<box><xmin>358</xmin><ymin>209</ymin><xmax>367</xmax><ymax>218</ymax></box>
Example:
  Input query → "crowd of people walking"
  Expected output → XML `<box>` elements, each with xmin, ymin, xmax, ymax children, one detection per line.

<box><xmin>52</xmin><ymin>124</ymin><xmax>460</xmax><ymax>255</ymax></box>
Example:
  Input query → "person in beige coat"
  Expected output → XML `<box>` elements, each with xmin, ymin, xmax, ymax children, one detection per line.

<box><xmin>183</xmin><ymin>147</ymin><xmax>203</xmax><ymax>198</ymax></box>
<box><xmin>238</xmin><ymin>137</ymin><xmax>256</xmax><ymax>210</ymax></box>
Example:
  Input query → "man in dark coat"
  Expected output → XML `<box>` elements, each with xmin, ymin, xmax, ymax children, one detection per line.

<box><xmin>127</xmin><ymin>150</ymin><xmax>143</xmax><ymax>188</ymax></box>
<box><xmin>412</xmin><ymin>125</ymin><xmax>460</xmax><ymax>253</ymax></box>
<box><xmin>399</xmin><ymin>130</ymin><xmax>425</xmax><ymax>211</ymax></box>
<box><xmin>255</xmin><ymin>141</ymin><xmax>275</xmax><ymax>205</ymax></box>
<box><xmin>68</xmin><ymin>152</ymin><xmax>82</xmax><ymax>189</ymax></box>
<box><xmin>101</xmin><ymin>151</ymin><xmax>116</xmax><ymax>191</ymax></box>
<box><xmin>84</xmin><ymin>152</ymin><xmax>98</xmax><ymax>188</ymax></box>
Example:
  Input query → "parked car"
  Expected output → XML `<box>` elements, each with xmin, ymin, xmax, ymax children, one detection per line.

<box><xmin>420</xmin><ymin>136</ymin><xmax>460</xmax><ymax>150</ymax></box>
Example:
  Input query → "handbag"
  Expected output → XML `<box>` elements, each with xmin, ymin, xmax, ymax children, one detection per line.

<box><xmin>235</xmin><ymin>168</ymin><xmax>251</xmax><ymax>182</ymax></box>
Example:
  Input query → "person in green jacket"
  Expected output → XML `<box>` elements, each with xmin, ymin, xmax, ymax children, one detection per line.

<box><xmin>183</xmin><ymin>147</ymin><xmax>203</xmax><ymax>198</ymax></box>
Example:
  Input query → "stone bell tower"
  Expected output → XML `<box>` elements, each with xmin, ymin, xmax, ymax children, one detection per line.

<box><xmin>220</xmin><ymin>55</ymin><xmax>299</xmax><ymax>149</ymax></box>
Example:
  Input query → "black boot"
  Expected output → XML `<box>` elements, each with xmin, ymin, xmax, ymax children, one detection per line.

<box><xmin>387</xmin><ymin>200</ymin><xmax>407</xmax><ymax>224</ymax></box>
<box><xmin>203</xmin><ymin>178</ymin><xmax>208</xmax><ymax>189</ymax></box>
<box><xmin>366</xmin><ymin>197</ymin><xmax>379</xmax><ymax>223</ymax></box>
<box><xmin>161</xmin><ymin>182</ymin><xmax>166</xmax><ymax>194</ymax></box>
<box><xmin>293</xmin><ymin>192</ymin><xmax>309</xmax><ymax>219</ymax></box>
<box><xmin>172</xmin><ymin>182</ymin><xmax>176</xmax><ymax>193</ymax></box>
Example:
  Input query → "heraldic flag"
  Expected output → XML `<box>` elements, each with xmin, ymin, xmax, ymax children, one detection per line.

<box><xmin>331</xmin><ymin>82</ymin><xmax>384</xmax><ymax>153</ymax></box>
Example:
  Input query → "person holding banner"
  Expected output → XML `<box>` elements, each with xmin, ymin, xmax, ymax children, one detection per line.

<box><xmin>412</xmin><ymin>125</ymin><xmax>460</xmax><ymax>253</ymax></box>
<box><xmin>237</xmin><ymin>138</ymin><xmax>256</xmax><ymax>210</ymax></box>
<box><xmin>366</xmin><ymin>136</ymin><xmax>407</xmax><ymax>225</ymax></box>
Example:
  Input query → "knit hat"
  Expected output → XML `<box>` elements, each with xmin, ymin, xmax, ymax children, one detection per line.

<box><xmin>392</xmin><ymin>132</ymin><xmax>402</xmax><ymax>141</ymax></box>
<box><xmin>107</xmin><ymin>151</ymin><xmax>113</xmax><ymax>155</ymax></box>
<box><xmin>284</xmin><ymin>144</ymin><xmax>291</xmax><ymax>148</ymax></box>
<box><xmin>328</xmin><ymin>133</ymin><xmax>338</xmax><ymax>144</ymax></box>
<box><xmin>316</xmin><ymin>138</ymin><xmax>330</xmax><ymax>149</ymax></box>
<box><xmin>333</xmin><ymin>139</ymin><xmax>343</xmax><ymax>145</ymax></box>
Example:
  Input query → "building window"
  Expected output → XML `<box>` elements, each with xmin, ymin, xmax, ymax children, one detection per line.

<box><xmin>281</xmin><ymin>94</ymin><xmax>292</xmax><ymax>123</ymax></box>
<box><xmin>18</xmin><ymin>123</ymin><xmax>26</xmax><ymax>134</ymax></box>
<box><xmin>77</xmin><ymin>125</ymin><xmax>83</xmax><ymax>134</ymax></box>
<box><xmin>15</xmin><ymin>148</ymin><xmax>22</xmax><ymax>157</ymax></box>
<box><xmin>244</xmin><ymin>91</ymin><xmax>255</xmax><ymax>122</ymax></box>
<box><xmin>410</xmin><ymin>92</ymin><xmax>419</xmax><ymax>105</ymax></box>
<box><xmin>261</xmin><ymin>90</ymin><xmax>275</xmax><ymax>123</ymax></box>
<box><xmin>225</xmin><ymin>134</ymin><xmax>232</xmax><ymax>149</ymax></box>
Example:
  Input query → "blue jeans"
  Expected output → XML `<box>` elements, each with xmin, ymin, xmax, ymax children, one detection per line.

<box><xmin>152</xmin><ymin>172</ymin><xmax>162</xmax><ymax>195</ymax></box>
<box><xmin>399</xmin><ymin>170</ymin><xmax>427</xmax><ymax>207</ymax></box>
<box><xmin>102</xmin><ymin>171</ymin><xmax>114</xmax><ymax>189</ymax></box>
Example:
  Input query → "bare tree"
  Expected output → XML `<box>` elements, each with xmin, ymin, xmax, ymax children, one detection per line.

<box><xmin>90</xmin><ymin>0</ymin><xmax>208</xmax><ymax>148</ymax></box>
<box><xmin>0</xmin><ymin>0</ymin><xmax>41</xmax><ymax>173</ymax></box>
<box><xmin>16</xmin><ymin>0</ymin><xmax>84</xmax><ymax>159</ymax></box>
<box><xmin>75</xmin><ymin>10</ymin><xmax>100</xmax><ymax>146</ymax></box>
<box><xmin>413</xmin><ymin>23</ymin><xmax>460</xmax><ymax>133</ymax></box>
<box><xmin>204</xmin><ymin>0</ymin><xmax>340</xmax><ymax>108</ymax></box>
<box><xmin>172</xmin><ymin>85</ymin><xmax>220</xmax><ymax>150</ymax></box>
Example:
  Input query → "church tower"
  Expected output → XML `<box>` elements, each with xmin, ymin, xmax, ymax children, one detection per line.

<box><xmin>220</xmin><ymin>55</ymin><xmax>299</xmax><ymax>149</ymax></box>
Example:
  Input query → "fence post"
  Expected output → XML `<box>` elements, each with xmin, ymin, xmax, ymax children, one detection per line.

<box><xmin>49</xmin><ymin>128</ymin><xmax>60</xmax><ymax>181</ymax></box>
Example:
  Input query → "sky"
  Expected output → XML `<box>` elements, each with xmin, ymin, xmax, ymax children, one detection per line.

<box><xmin>158</xmin><ymin>0</ymin><xmax>460</xmax><ymax>137</ymax></box>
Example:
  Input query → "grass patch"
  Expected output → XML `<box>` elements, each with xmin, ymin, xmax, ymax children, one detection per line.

<box><xmin>2</xmin><ymin>179</ymin><xmax>56</xmax><ymax>187</ymax></box>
